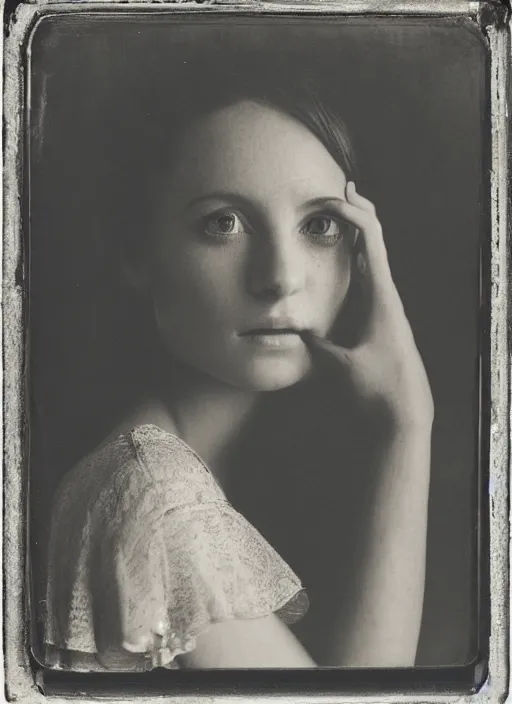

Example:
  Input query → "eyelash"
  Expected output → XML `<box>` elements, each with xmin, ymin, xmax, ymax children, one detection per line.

<box><xmin>200</xmin><ymin>209</ymin><xmax>348</xmax><ymax>246</ymax></box>
<box><xmin>201</xmin><ymin>211</ymin><xmax>249</xmax><ymax>241</ymax></box>
<box><xmin>299</xmin><ymin>213</ymin><xmax>346</xmax><ymax>245</ymax></box>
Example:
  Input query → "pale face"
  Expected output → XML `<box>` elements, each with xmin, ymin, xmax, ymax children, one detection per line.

<box><xmin>150</xmin><ymin>100</ymin><xmax>352</xmax><ymax>391</ymax></box>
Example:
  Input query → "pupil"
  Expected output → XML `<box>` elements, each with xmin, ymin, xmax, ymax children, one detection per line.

<box><xmin>218</xmin><ymin>215</ymin><xmax>234</xmax><ymax>233</ymax></box>
<box><xmin>311</xmin><ymin>217</ymin><xmax>329</xmax><ymax>234</ymax></box>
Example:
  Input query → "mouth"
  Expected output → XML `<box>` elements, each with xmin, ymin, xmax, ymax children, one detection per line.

<box><xmin>238</xmin><ymin>327</ymin><xmax>308</xmax><ymax>349</ymax></box>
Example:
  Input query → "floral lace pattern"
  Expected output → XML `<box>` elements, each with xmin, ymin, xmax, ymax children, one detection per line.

<box><xmin>44</xmin><ymin>425</ymin><xmax>309</xmax><ymax>671</ymax></box>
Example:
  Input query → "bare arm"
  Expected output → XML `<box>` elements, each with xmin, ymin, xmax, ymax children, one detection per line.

<box><xmin>328</xmin><ymin>423</ymin><xmax>431</xmax><ymax>667</ymax></box>
<box><xmin>178</xmin><ymin>615</ymin><xmax>316</xmax><ymax>669</ymax></box>
<box><xmin>303</xmin><ymin>180</ymin><xmax>433</xmax><ymax>667</ymax></box>
<box><xmin>93</xmin><ymin>615</ymin><xmax>315</xmax><ymax>670</ymax></box>
<box><xmin>178</xmin><ymin>422</ymin><xmax>430</xmax><ymax>670</ymax></box>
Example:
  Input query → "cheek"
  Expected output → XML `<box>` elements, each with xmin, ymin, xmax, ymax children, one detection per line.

<box><xmin>151</xmin><ymin>242</ymin><xmax>241</xmax><ymax>330</ymax></box>
<box><xmin>312</xmin><ymin>247</ymin><xmax>352</xmax><ymax>320</ymax></box>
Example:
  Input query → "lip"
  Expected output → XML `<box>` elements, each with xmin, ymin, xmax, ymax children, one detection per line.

<box><xmin>238</xmin><ymin>319</ymin><xmax>310</xmax><ymax>350</ymax></box>
<box><xmin>239</xmin><ymin>330</ymin><xmax>304</xmax><ymax>350</ymax></box>
<box><xmin>239</xmin><ymin>317</ymin><xmax>308</xmax><ymax>336</ymax></box>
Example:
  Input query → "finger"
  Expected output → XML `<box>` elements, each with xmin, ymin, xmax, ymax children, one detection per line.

<box><xmin>347</xmin><ymin>183</ymin><xmax>388</xmax><ymax>267</ymax></box>
<box><xmin>345</xmin><ymin>181</ymin><xmax>376</xmax><ymax>215</ymax></box>
<box><xmin>301</xmin><ymin>331</ymin><xmax>352</xmax><ymax>367</ymax></box>
<box><xmin>335</xmin><ymin>194</ymin><xmax>394</xmax><ymax>298</ymax></box>
<box><xmin>301</xmin><ymin>332</ymin><xmax>365</xmax><ymax>400</ymax></box>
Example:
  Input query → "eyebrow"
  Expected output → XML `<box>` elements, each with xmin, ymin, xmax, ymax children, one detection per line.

<box><xmin>301</xmin><ymin>196</ymin><xmax>347</xmax><ymax>209</ymax></box>
<box><xmin>186</xmin><ymin>193</ymin><xmax>255</xmax><ymax>209</ymax></box>
<box><xmin>186</xmin><ymin>194</ymin><xmax>347</xmax><ymax>209</ymax></box>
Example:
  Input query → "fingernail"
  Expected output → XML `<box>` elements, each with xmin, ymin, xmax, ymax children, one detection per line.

<box><xmin>347</xmin><ymin>181</ymin><xmax>356</xmax><ymax>193</ymax></box>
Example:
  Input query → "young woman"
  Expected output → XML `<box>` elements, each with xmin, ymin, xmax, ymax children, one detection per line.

<box><xmin>43</xmin><ymin>59</ymin><xmax>433</xmax><ymax>671</ymax></box>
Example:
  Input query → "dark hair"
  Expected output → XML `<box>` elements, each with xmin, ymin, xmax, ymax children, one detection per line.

<box><xmin>101</xmin><ymin>53</ymin><xmax>358</xmax><ymax>267</ymax></box>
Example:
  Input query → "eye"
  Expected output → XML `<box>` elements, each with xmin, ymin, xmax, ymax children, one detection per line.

<box><xmin>301</xmin><ymin>215</ymin><xmax>344</xmax><ymax>244</ymax></box>
<box><xmin>203</xmin><ymin>211</ymin><xmax>246</xmax><ymax>238</ymax></box>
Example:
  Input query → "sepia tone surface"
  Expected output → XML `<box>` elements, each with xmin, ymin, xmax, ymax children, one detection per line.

<box><xmin>27</xmin><ymin>15</ymin><xmax>486</xmax><ymax>668</ymax></box>
<box><xmin>2</xmin><ymin>0</ymin><xmax>509</xmax><ymax>701</ymax></box>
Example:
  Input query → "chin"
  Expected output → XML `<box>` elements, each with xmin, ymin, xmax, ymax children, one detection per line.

<box><xmin>234</xmin><ymin>356</ymin><xmax>312</xmax><ymax>392</ymax></box>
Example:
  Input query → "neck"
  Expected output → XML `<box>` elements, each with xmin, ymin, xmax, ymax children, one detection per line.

<box><xmin>156</xmin><ymin>355</ymin><xmax>258</xmax><ymax>478</ymax></box>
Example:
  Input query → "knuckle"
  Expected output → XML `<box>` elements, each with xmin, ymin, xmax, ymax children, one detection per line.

<box><xmin>372</xmin><ymin>218</ymin><xmax>383</xmax><ymax>236</ymax></box>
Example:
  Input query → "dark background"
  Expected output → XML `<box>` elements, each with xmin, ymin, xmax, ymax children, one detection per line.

<box><xmin>28</xmin><ymin>15</ymin><xmax>487</xmax><ymax>668</ymax></box>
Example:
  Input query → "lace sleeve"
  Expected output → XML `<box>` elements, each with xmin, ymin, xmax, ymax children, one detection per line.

<box><xmin>43</xmin><ymin>426</ymin><xmax>309</xmax><ymax>672</ymax></box>
<box><xmin>95</xmin><ymin>498</ymin><xmax>309</xmax><ymax>670</ymax></box>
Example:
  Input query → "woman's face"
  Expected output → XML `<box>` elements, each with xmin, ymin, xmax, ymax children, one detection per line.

<box><xmin>150</xmin><ymin>100</ymin><xmax>352</xmax><ymax>391</ymax></box>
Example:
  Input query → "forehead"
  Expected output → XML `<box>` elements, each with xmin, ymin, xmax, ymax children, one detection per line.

<box><xmin>167</xmin><ymin>100</ymin><xmax>347</xmax><ymax>201</ymax></box>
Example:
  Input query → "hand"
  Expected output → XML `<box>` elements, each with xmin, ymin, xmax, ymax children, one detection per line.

<box><xmin>303</xmin><ymin>181</ymin><xmax>434</xmax><ymax>433</ymax></box>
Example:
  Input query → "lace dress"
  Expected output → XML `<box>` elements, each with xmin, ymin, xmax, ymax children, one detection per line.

<box><xmin>43</xmin><ymin>424</ymin><xmax>309</xmax><ymax>671</ymax></box>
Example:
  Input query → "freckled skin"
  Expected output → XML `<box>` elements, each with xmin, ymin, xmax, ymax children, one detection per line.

<box><xmin>150</xmin><ymin>100</ymin><xmax>352</xmax><ymax>392</ymax></box>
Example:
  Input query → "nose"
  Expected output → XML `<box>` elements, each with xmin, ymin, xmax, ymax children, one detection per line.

<box><xmin>247</xmin><ymin>231</ymin><xmax>306</xmax><ymax>301</ymax></box>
